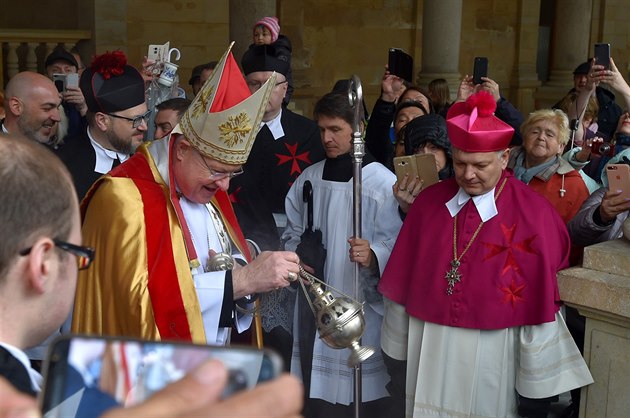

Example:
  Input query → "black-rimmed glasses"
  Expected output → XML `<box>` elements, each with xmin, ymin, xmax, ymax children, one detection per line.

<box><xmin>19</xmin><ymin>239</ymin><xmax>95</xmax><ymax>270</ymax></box>
<box><xmin>246</xmin><ymin>79</ymin><xmax>288</xmax><ymax>91</ymax></box>
<box><xmin>107</xmin><ymin>110</ymin><xmax>152</xmax><ymax>129</ymax></box>
<box><xmin>196</xmin><ymin>151</ymin><xmax>244</xmax><ymax>181</ymax></box>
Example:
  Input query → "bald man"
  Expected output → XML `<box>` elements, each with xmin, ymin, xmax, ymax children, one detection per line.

<box><xmin>1</xmin><ymin>72</ymin><xmax>62</xmax><ymax>144</ymax></box>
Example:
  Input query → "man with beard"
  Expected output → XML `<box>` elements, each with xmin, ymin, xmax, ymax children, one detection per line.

<box><xmin>1</xmin><ymin>72</ymin><xmax>62</xmax><ymax>144</ymax></box>
<box><xmin>56</xmin><ymin>51</ymin><xmax>148</xmax><ymax>200</ymax></box>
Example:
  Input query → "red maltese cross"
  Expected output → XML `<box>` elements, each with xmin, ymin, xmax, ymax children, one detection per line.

<box><xmin>483</xmin><ymin>223</ymin><xmax>538</xmax><ymax>276</ymax></box>
<box><xmin>276</xmin><ymin>143</ymin><xmax>312</xmax><ymax>177</ymax></box>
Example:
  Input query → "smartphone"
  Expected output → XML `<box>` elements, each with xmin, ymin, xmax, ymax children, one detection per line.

<box><xmin>606</xmin><ymin>164</ymin><xmax>630</xmax><ymax>200</ymax></box>
<box><xmin>473</xmin><ymin>57</ymin><xmax>488</xmax><ymax>85</ymax></box>
<box><xmin>388</xmin><ymin>48</ymin><xmax>413</xmax><ymax>83</ymax></box>
<box><xmin>147</xmin><ymin>42</ymin><xmax>169</xmax><ymax>62</ymax></box>
<box><xmin>414</xmin><ymin>153</ymin><xmax>439</xmax><ymax>188</ymax></box>
<box><xmin>52</xmin><ymin>74</ymin><xmax>66</xmax><ymax>93</ymax></box>
<box><xmin>393</xmin><ymin>155</ymin><xmax>417</xmax><ymax>183</ymax></box>
<box><xmin>65</xmin><ymin>73</ymin><xmax>79</xmax><ymax>90</ymax></box>
<box><xmin>594</xmin><ymin>43</ymin><xmax>611</xmax><ymax>70</ymax></box>
<box><xmin>40</xmin><ymin>335</ymin><xmax>282</xmax><ymax>418</ymax></box>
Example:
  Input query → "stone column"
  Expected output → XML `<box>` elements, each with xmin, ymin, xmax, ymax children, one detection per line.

<box><xmin>510</xmin><ymin>0</ymin><xmax>542</xmax><ymax>114</ymax></box>
<box><xmin>416</xmin><ymin>0</ymin><xmax>463</xmax><ymax>100</ymax></box>
<box><xmin>229</xmin><ymin>0</ymin><xmax>276</xmax><ymax>69</ymax></box>
<box><xmin>535</xmin><ymin>0</ymin><xmax>592</xmax><ymax>108</ymax></box>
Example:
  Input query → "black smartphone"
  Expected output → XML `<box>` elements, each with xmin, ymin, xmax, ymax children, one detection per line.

<box><xmin>52</xmin><ymin>74</ymin><xmax>66</xmax><ymax>93</ymax></box>
<box><xmin>594</xmin><ymin>43</ymin><xmax>611</xmax><ymax>70</ymax></box>
<box><xmin>388</xmin><ymin>48</ymin><xmax>413</xmax><ymax>83</ymax></box>
<box><xmin>40</xmin><ymin>335</ymin><xmax>283</xmax><ymax>418</ymax></box>
<box><xmin>472</xmin><ymin>57</ymin><xmax>488</xmax><ymax>85</ymax></box>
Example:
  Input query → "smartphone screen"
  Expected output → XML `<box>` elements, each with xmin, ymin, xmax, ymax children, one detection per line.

<box><xmin>473</xmin><ymin>57</ymin><xmax>488</xmax><ymax>85</ymax></box>
<box><xmin>40</xmin><ymin>335</ymin><xmax>282</xmax><ymax>418</ymax></box>
<box><xmin>594</xmin><ymin>43</ymin><xmax>611</xmax><ymax>70</ymax></box>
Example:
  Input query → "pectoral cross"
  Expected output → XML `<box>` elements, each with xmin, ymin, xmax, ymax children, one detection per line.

<box><xmin>445</xmin><ymin>259</ymin><xmax>462</xmax><ymax>295</ymax></box>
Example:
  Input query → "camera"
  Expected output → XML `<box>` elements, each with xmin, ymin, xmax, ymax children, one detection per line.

<box><xmin>591</xmin><ymin>141</ymin><xmax>615</xmax><ymax>157</ymax></box>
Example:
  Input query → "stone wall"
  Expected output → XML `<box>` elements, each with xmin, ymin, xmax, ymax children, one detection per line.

<box><xmin>3</xmin><ymin>0</ymin><xmax>630</xmax><ymax>114</ymax></box>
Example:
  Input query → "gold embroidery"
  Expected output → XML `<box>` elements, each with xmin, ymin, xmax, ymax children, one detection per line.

<box><xmin>191</xmin><ymin>85</ymin><xmax>215</xmax><ymax>118</ymax></box>
<box><xmin>219</xmin><ymin>112</ymin><xmax>252</xmax><ymax>147</ymax></box>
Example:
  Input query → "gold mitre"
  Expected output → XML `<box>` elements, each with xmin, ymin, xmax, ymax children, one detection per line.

<box><xmin>173</xmin><ymin>41</ymin><xmax>276</xmax><ymax>164</ymax></box>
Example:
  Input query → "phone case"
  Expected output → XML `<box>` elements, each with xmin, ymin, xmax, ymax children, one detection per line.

<box><xmin>388</xmin><ymin>48</ymin><xmax>413</xmax><ymax>83</ymax></box>
<box><xmin>65</xmin><ymin>73</ymin><xmax>79</xmax><ymax>89</ymax></box>
<box><xmin>414</xmin><ymin>153</ymin><xmax>439</xmax><ymax>187</ymax></box>
<box><xmin>40</xmin><ymin>334</ymin><xmax>282</xmax><ymax>418</ymax></box>
<box><xmin>393</xmin><ymin>155</ymin><xmax>417</xmax><ymax>184</ymax></box>
<box><xmin>473</xmin><ymin>57</ymin><xmax>488</xmax><ymax>85</ymax></box>
<box><xmin>594</xmin><ymin>43</ymin><xmax>611</xmax><ymax>70</ymax></box>
<box><xmin>147</xmin><ymin>42</ymin><xmax>169</xmax><ymax>62</ymax></box>
<box><xmin>606</xmin><ymin>164</ymin><xmax>630</xmax><ymax>200</ymax></box>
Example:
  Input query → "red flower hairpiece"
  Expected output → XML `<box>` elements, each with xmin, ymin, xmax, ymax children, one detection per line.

<box><xmin>90</xmin><ymin>51</ymin><xmax>127</xmax><ymax>80</ymax></box>
<box><xmin>466</xmin><ymin>90</ymin><xmax>496</xmax><ymax>117</ymax></box>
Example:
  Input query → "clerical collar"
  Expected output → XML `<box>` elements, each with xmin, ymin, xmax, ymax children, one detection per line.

<box><xmin>322</xmin><ymin>151</ymin><xmax>376</xmax><ymax>182</ymax></box>
<box><xmin>0</xmin><ymin>342</ymin><xmax>42</xmax><ymax>392</ymax></box>
<box><xmin>87</xmin><ymin>127</ymin><xmax>130</xmax><ymax>174</ymax></box>
<box><xmin>445</xmin><ymin>186</ymin><xmax>498</xmax><ymax>222</ymax></box>
<box><xmin>261</xmin><ymin>109</ymin><xmax>284</xmax><ymax>140</ymax></box>
<box><xmin>1</xmin><ymin>123</ymin><xmax>8</xmax><ymax>134</ymax></box>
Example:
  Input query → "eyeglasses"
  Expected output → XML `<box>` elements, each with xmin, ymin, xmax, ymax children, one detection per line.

<box><xmin>19</xmin><ymin>239</ymin><xmax>95</xmax><ymax>270</ymax></box>
<box><xmin>246</xmin><ymin>79</ymin><xmax>288</xmax><ymax>91</ymax></box>
<box><xmin>197</xmin><ymin>151</ymin><xmax>244</xmax><ymax>181</ymax></box>
<box><xmin>107</xmin><ymin>110</ymin><xmax>152</xmax><ymax>129</ymax></box>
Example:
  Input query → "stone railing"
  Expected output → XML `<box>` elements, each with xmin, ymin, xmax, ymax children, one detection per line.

<box><xmin>0</xmin><ymin>28</ymin><xmax>91</xmax><ymax>87</ymax></box>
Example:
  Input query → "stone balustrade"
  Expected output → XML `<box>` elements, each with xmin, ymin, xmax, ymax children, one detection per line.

<box><xmin>0</xmin><ymin>28</ymin><xmax>91</xmax><ymax>87</ymax></box>
<box><xmin>558</xmin><ymin>238</ymin><xmax>630</xmax><ymax>418</ymax></box>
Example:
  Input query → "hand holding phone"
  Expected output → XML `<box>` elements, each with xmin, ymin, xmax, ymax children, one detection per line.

<box><xmin>41</xmin><ymin>335</ymin><xmax>283</xmax><ymax>418</ymax></box>
<box><xmin>473</xmin><ymin>57</ymin><xmax>488</xmax><ymax>85</ymax></box>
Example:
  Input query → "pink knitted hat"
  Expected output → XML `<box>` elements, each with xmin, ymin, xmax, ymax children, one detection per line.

<box><xmin>254</xmin><ymin>16</ymin><xmax>280</xmax><ymax>43</ymax></box>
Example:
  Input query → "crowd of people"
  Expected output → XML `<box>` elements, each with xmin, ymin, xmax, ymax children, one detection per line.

<box><xmin>2</xmin><ymin>13</ymin><xmax>630</xmax><ymax>418</ymax></box>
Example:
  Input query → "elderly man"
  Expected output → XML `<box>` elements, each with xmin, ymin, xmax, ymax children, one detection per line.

<box><xmin>72</xmin><ymin>44</ymin><xmax>301</xmax><ymax>347</ymax></box>
<box><xmin>0</xmin><ymin>135</ymin><xmax>303</xmax><ymax>418</ymax></box>
<box><xmin>55</xmin><ymin>51</ymin><xmax>149</xmax><ymax>200</ymax></box>
<box><xmin>1</xmin><ymin>72</ymin><xmax>61</xmax><ymax>144</ymax></box>
<box><xmin>378</xmin><ymin>92</ymin><xmax>593</xmax><ymax>418</ymax></box>
<box><xmin>44</xmin><ymin>48</ymin><xmax>88</xmax><ymax>140</ymax></box>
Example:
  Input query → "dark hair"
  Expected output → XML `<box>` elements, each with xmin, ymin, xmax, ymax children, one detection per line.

<box><xmin>313</xmin><ymin>92</ymin><xmax>359</xmax><ymax>127</ymax></box>
<box><xmin>156</xmin><ymin>98</ymin><xmax>192</xmax><ymax>117</ymax></box>
<box><xmin>394</xmin><ymin>100</ymin><xmax>429</xmax><ymax>124</ymax></box>
<box><xmin>400</xmin><ymin>84</ymin><xmax>435</xmax><ymax>114</ymax></box>
<box><xmin>428</xmin><ymin>78</ymin><xmax>451</xmax><ymax>112</ymax></box>
<box><xmin>0</xmin><ymin>135</ymin><xmax>76</xmax><ymax>281</ymax></box>
<box><xmin>400</xmin><ymin>114</ymin><xmax>454</xmax><ymax>180</ymax></box>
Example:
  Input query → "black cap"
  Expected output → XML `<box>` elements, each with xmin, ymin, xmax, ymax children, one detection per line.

<box><xmin>573</xmin><ymin>60</ymin><xmax>591</xmax><ymax>75</ymax></box>
<box><xmin>45</xmin><ymin>49</ymin><xmax>78</xmax><ymax>69</ymax></box>
<box><xmin>188</xmin><ymin>61</ymin><xmax>217</xmax><ymax>85</ymax></box>
<box><xmin>402</xmin><ymin>114</ymin><xmax>451</xmax><ymax>157</ymax></box>
<box><xmin>80</xmin><ymin>51</ymin><xmax>145</xmax><ymax>113</ymax></box>
<box><xmin>241</xmin><ymin>44</ymin><xmax>289</xmax><ymax>76</ymax></box>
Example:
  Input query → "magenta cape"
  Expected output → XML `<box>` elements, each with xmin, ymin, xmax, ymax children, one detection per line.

<box><xmin>378</xmin><ymin>171</ymin><xmax>570</xmax><ymax>329</ymax></box>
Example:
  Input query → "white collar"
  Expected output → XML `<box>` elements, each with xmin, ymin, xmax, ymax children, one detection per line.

<box><xmin>1</xmin><ymin>123</ymin><xmax>8</xmax><ymax>134</ymax></box>
<box><xmin>0</xmin><ymin>342</ymin><xmax>42</xmax><ymax>392</ymax></box>
<box><xmin>445</xmin><ymin>186</ymin><xmax>498</xmax><ymax>222</ymax></box>
<box><xmin>261</xmin><ymin>109</ymin><xmax>285</xmax><ymax>140</ymax></box>
<box><xmin>87</xmin><ymin>127</ymin><xmax>130</xmax><ymax>174</ymax></box>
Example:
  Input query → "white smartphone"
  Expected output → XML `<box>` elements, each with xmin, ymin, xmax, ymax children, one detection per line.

<box><xmin>40</xmin><ymin>335</ymin><xmax>282</xmax><ymax>418</ymax></box>
<box><xmin>147</xmin><ymin>42</ymin><xmax>169</xmax><ymax>62</ymax></box>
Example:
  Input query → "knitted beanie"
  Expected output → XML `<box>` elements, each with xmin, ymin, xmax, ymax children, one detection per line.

<box><xmin>254</xmin><ymin>16</ymin><xmax>280</xmax><ymax>43</ymax></box>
